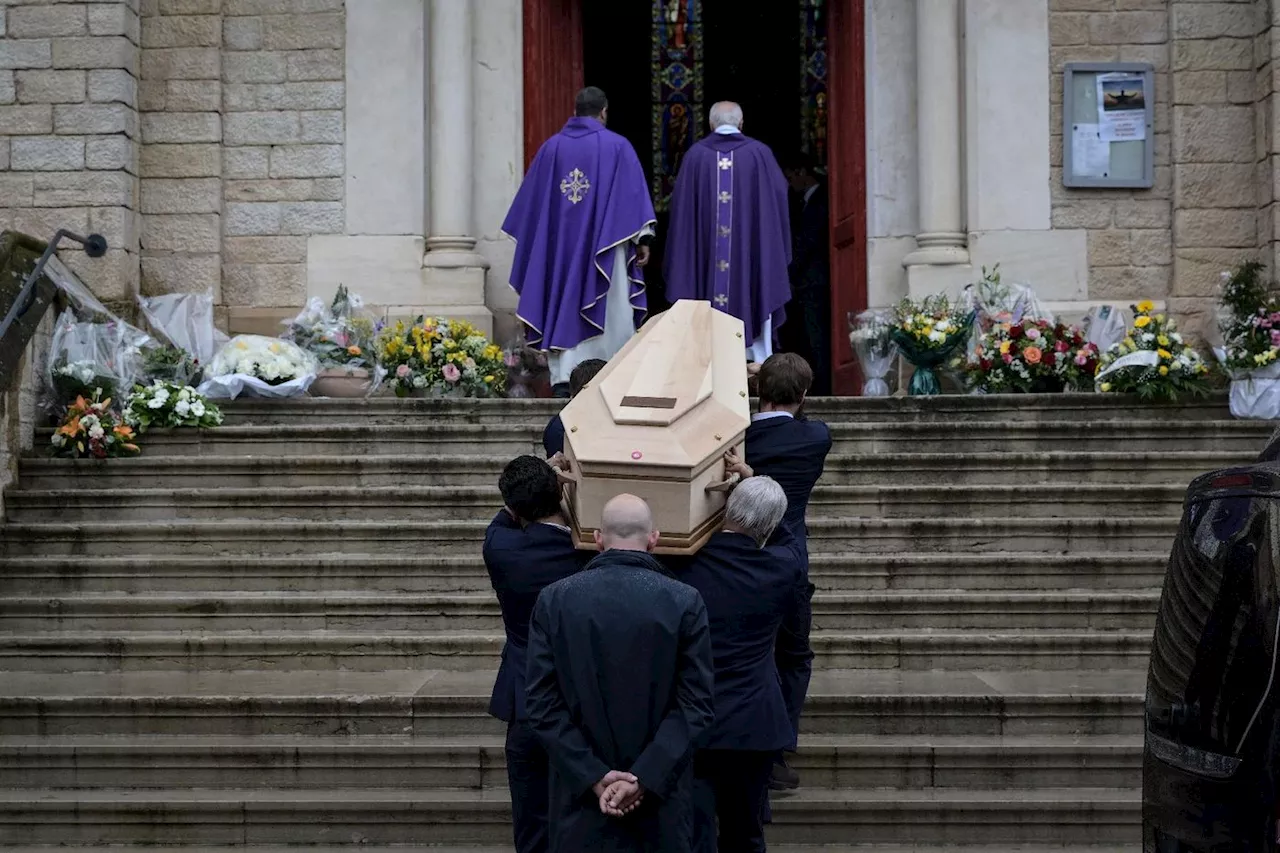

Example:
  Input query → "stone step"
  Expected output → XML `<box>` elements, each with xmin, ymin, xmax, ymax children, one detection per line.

<box><xmin>13</xmin><ymin>450</ymin><xmax>1244</xmax><ymax>489</ymax></box>
<box><xmin>0</xmin><ymin>734</ymin><xmax>1141</xmax><ymax>790</ymax></box>
<box><xmin>0</xmin><ymin>517</ymin><xmax>1179</xmax><ymax>558</ymax></box>
<box><xmin>213</xmin><ymin>393</ymin><xmax>1230</xmax><ymax>427</ymax></box>
<box><xmin>30</xmin><ymin>419</ymin><xmax>1268</xmax><ymax>458</ymax></box>
<box><xmin>0</xmin><ymin>591</ymin><xmax>1159</xmax><ymax>632</ymax></box>
<box><xmin>0</xmin><ymin>846</ymin><xmax>1144</xmax><ymax>853</ymax></box>
<box><xmin>0</xmin><ymin>628</ymin><xmax>1153</xmax><ymax>673</ymax></box>
<box><xmin>4</xmin><ymin>483</ymin><xmax>1187</xmax><ymax>523</ymax></box>
<box><xmin>0</xmin><ymin>552</ymin><xmax>1168</xmax><ymax>595</ymax></box>
<box><xmin>0</xmin><ymin>669</ymin><xmax>1144</xmax><ymax>737</ymax></box>
<box><xmin>0</xmin><ymin>786</ymin><xmax>1140</xmax><ymax>846</ymax></box>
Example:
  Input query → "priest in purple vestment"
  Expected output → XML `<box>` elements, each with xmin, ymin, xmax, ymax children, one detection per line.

<box><xmin>663</xmin><ymin>101</ymin><xmax>793</xmax><ymax>364</ymax></box>
<box><xmin>502</xmin><ymin>87</ymin><xmax>658</xmax><ymax>397</ymax></box>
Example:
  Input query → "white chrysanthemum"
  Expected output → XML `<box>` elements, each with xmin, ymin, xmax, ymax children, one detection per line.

<box><xmin>175</xmin><ymin>400</ymin><xmax>191</xmax><ymax>418</ymax></box>
<box><xmin>191</xmin><ymin>400</ymin><xmax>205</xmax><ymax>418</ymax></box>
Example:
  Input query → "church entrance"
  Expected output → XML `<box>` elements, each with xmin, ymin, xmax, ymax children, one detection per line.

<box><xmin>522</xmin><ymin>0</ymin><xmax>867</xmax><ymax>395</ymax></box>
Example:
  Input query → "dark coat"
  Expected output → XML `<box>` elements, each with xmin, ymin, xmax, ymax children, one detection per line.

<box><xmin>670</xmin><ymin>531</ymin><xmax>806</xmax><ymax>751</ymax></box>
<box><xmin>543</xmin><ymin>414</ymin><xmax>566</xmax><ymax>458</ymax></box>
<box><xmin>744</xmin><ymin>414</ymin><xmax>833</xmax><ymax>563</ymax></box>
<box><xmin>483</xmin><ymin>511</ymin><xmax>590</xmax><ymax>722</ymax></box>
<box><xmin>525</xmin><ymin>549</ymin><xmax>716</xmax><ymax>853</ymax></box>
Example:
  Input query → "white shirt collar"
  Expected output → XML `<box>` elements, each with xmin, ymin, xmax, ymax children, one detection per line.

<box><xmin>714</xmin><ymin>124</ymin><xmax>742</xmax><ymax>135</ymax></box>
<box><xmin>752</xmin><ymin>411</ymin><xmax>794</xmax><ymax>422</ymax></box>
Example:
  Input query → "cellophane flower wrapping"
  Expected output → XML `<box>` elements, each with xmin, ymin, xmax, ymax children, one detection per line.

<box><xmin>45</xmin><ymin>307</ymin><xmax>152</xmax><ymax>415</ymax></box>
<box><xmin>891</xmin><ymin>294</ymin><xmax>973</xmax><ymax>395</ymax></box>
<box><xmin>375</xmin><ymin>316</ymin><xmax>508</xmax><ymax>398</ymax></box>
<box><xmin>1095</xmin><ymin>301</ymin><xmax>1211</xmax><ymax>403</ymax></box>
<box><xmin>1216</xmin><ymin>261</ymin><xmax>1280</xmax><ymax>378</ymax></box>
<box><xmin>1081</xmin><ymin>304</ymin><xmax>1127</xmax><ymax>356</ymax></box>
<box><xmin>848</xmin><ymin>309</ymin><xmax>897</xmax><ymax>397</ymax></box>
<box><xmin>958</xmin><ymin>319</ymin><xmax>1099</xmax><ymax>394</ymax></box>
<box><xmin>198</xmin><ymin>334</ymin><xmax>318</xmax><ymax>399</ymax></box>
<box><xmin>124</xmin><ymin>381</ymin><xmax>224</xmax><ymax>432</ymax></box>
<box><xmin>283</xmin><ymin>285</ymin><xmax>377</xmax><ymax>377</ymax></box>
<box><xmin>136</xmin><ymin>290</ymin><xmax>227</xmax><ymax>386</ymax></box>
<box><xmin>960</xmin><ymin>265</ymin><xmax>1054</xmax><ymax>362</ymax></box>
<box><xmin>50</xmin><ymin>391</ymin><xmax>140</xmax><ymax>459</ymax></box>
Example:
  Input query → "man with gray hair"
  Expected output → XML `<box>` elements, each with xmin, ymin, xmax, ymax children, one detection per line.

<box><xmin>525</xmin><ymin>493</ymin><xmax>715</xmax><ymax>852</ymax></box>
<box><xmin>664</xmin><ymin>100</ymin><xmax>792</xmax><ymax>364</ymax></box>
<box><xmin>669</xmin><ymin>472</ymin><xmax>809</xmax><ymax>852</ymax></box>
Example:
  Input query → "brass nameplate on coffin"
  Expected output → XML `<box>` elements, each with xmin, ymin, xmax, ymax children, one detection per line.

<box><xmin>620</xmin><ymin>395</ymin><xmax>678</xmax><ymax>409</ymax></box>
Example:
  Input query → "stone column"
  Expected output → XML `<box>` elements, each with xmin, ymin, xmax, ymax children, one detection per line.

<box><xmin>423</xmin><ymin>0</ymin><xmax>489</xmax><ymax>292</ymax></box>
<box><xmin>904</xmin><ymin>0</ymin><xmax>968</xmax><ymax>268</ymax></box>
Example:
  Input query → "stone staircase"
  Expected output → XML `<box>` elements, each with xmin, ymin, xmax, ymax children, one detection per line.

<box><xmin>0</xmin><ymin>394</ymin><xmax>1266</xmax><ymax>851</ymax></box>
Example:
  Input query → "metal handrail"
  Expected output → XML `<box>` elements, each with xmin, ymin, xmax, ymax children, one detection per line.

<box><xmin>0</xmin><ymin>230</ymin><xmax>107</xmax><ymax>345</ymax></box>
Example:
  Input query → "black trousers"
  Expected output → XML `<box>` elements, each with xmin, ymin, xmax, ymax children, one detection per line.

<box><xmin>506</xmin><ymin>720</ymin><xmax>550</xmax><ymax>853</ymax></box>
<box><xmin>692</xmin><ymin>749</ymin><xmax>775</xmax><ymax>853</ymax></box>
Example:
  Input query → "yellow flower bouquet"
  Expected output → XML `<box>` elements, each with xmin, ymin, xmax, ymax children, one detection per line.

<box><xmin>1095</xmin><ymin>302</ymin><xmax>1210</xmax><ymax>402</ymax></box>
<box><xmin>375</xmin><ymin>316</ymin><xmax>507</xmax><ymax>398</ymax></box>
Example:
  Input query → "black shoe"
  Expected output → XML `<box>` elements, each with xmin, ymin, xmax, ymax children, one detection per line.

<box><xmin>768</xmin><ymin>758</ymin><xmax>800</xmax><ymax>791</ymax></box>
<box><xmin>552</xmin><ymin>383</ymin><xmax>571</xmax><ymax>399</ymax></box>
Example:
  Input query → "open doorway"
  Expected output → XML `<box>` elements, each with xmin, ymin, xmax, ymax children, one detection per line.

<box><xmin>527</xmin><ymin>0</ymin><xmax>864</xmax><ymax>394</ymax></box>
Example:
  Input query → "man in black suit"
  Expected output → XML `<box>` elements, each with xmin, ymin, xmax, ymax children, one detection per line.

<box><xmin>526</xmin><ymin>493</ymin><xmax>715</xmax><ymax>852</ymax></box>
<box><xmin>672</xmin><ymin>475</ymin><xmax>808</xmax><ymax>853</ymax></box>
<box><xmin>744</xmin><ymin>352</ymin><xmax>833</xmax><ymax>790</ymax></box>
<box><xmin>780</xmin><ymin>156</ymin><xmax>831</xmax><ymax>396</ymax></box>
<box><xmin>483</xmin><ymin>455</ymin><xmax>592</xmax><ymax>853</ymax></box>
<box><xmin>543</xmin><ymin>358</ymin><xmax>607</xmax><ymax>457</ymax></box>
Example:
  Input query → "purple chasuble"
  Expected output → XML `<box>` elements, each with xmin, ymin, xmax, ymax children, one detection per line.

<box><xmin>663</xmin><ymin>133</ymin><xmax>792</xmax><ymax>344</ymax></box>
<box><xmin>501</xmin><ymin>117</ymin><xmax>657</xmax><ymax>351</ymax></box>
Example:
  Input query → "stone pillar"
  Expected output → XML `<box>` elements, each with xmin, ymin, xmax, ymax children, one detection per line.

<box><xmin>423</xmin><ymin>0</ymin><xmax>490</xmax><ymax>297</ymax></box>
<box><xmin>904</xmin><ymin>0</ymin><xmax>968</xmax><ymax>270</ymax></box>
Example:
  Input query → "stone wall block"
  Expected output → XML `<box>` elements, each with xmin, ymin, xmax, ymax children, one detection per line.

<box><xmin>1174</xmin><ymin>37</ymin><xmax>1254</xmax><ymax>70</ymax></box>
<box><xmin>55</xmin><ymin>102</ymin><xmax>135</xmax><ymax>136</ymax></box>
<box><xmin>221</xmin><ymin>16</ymin><xmax>262</xmax><ymax>50</ymax></box>
<box><xmin>268</xmin><ymin>143</ymin><xmax>340</xmax><ymax>178</ymax></box>
<box><xmin>0</xmin><ymin>40</ymin><xmax>54</xmax><ymax>70</ymax></box>
<box><xmin>287</xmin><ymin>48</ymin><xmax>341</xmax><ymax>81</ymax></box>
<box><xmin>140</xmin><ymin>46</ymin><xmax>218</xmax><ymax>80</ymax></box>
<box><xmin>1171</xmin><ymin>3</ymin><xmax>1263</xmax><ymax>41</ymax></box>
<box><xmin>86</xmin><ymin>135</ymin><xmax>135</xmax><ymax>171</ymax></box>
<box><xmin>141</xmin><ymin>176</ymin><xmax>221</xmax><ymax>213</ymax></box>
<box><xmin>141</xmin><ymin>15</ymin><xmax>221</xmax><ymax>49</ymax></box>
<box><xmin>16</xmin><ymin>69</ymin><xmax>86</xmax><ymax>104</ymax></box>
<box><xmin>1173</xmin><ymin>208</ymin><xmax>1259</xmax><ymax>248</ymax></box>
<box><xmin>1089</xmin><ymin>11</ymin><xmax>1169</xmax><ymax>44</ymax></box>
<box><xmin>298</xmin><ymin>109</ymin><xmax>341</xmax><ymax>143</ymax></box>
<box><xmin>222</xmin><ymin>145</ymin><xmax>268</xmax><ymax>178</ymax></box>
<box><xmin>260</xmin><ymin>12</ymin><xmax>342</xmax><ymax>50</ymax></box>
<box><xmin>224</xmin><ymin>200</ymin><xmax>281</xmax><ymax>235</ymax></box>
<box><xmin>224</xmin><ymin>0</ymin><xmax>341</xmax><ymax>14</ymax></box>
<box><xmin>158</xmin><ymin>0</ymin><xmax>225</xmax><ymax>15</ymax></box>
<box><xmin>140</xmin><ymin>253</ymin><xmax>221</xmax><ymax>295</ymax></box>
<box><xmin>1088</xmin><ymin>230</ymin><xmax>1133</xmax><ymax>266</ymax></box>
<box><xmin>88</xmin><ymin>68</ymin><xmax>136</xmax><ymax>106</ymax></box>
<box><xmin>33</xmin><ymin>171</ymin><xmax>134</xmax><ymax>208</ymax></box>
<box><xmin>87</xmin><ymin>4</ymin><xmax>137</xmax><ymax>40</ymax></box>
<box><xmin>1131</xmin><ymin>229</ymin><xmax>1175</xmax><ymax>265</ymax></box>
<box><xmin>224</xmin><ymin>178</ymin><xmax>315</xmax><ymax>202</ymax></box>
<box><xmin>9</xmin><ymin>6</ymin><xmax>88</xmax><ymax>39</ymax></box>
<box><xmin>1173</xmin><ymin>104</ymin><xmax>1256</xmax><ymax>162</ymax></box>
<box><xmin>278</xmin><ymin>200</ymin><xmax>340</xmax><ymax>234</ymax></box>
<box><xmin>141</xmin><ymin>142</ymin><xmax>221</xmax><ymax>177</ymax></box>
<box><xmin>165</xmin><ymin>79</ymin><xmax>220</xmax><ymax>111</ymax></box>
<box><xmin>0</xmin><ymin>104</ymin><xmax>54</xmax><ymax>134</ymax></box>
<box><xmin>11</xmin><ymin>135</ymin><xmax>85</xmax><ymax>171</ymax></box>
<box><xmin>1173</xmin><ymin>69</ymin><xmax>1228</xmax><ymax>104</ymax></box>
<box><xmin>1174</xmin><ymin>162</ymin><xmax>1257</xmax><ymax>208</ymax></box>
<box><xmin>141</xmin><ymin>111</ymin><xmax>221</xmax><ymax>143</ymax></box>
<box><xmin>221</xmin><ymin>50</ymin><xmax>284</xmax><ymax>82</ymax></box>
<box><xmin>222</xmin><ymin>235</ymin><xmax>306</xmax><ymax>263</ymax></box>
<box><xmin>142</xmin><ymin>212</ymin><xmax>221</xmax><ymax>252</ymax></box>
<box><xmin>52</xmin><ymin>37</ymin><xmax>137</xmax><ymax>73</ymax></box>
<box><xmin>222</xmin><ymin>110</ymin><xmax>298</xmax><ymax>144</ymax></box>
<box><xmin>0</xmin><ymin>70</ymin><xmax>14</xmax><ymax>104</ymax></box>
<box><xmin>221</xmin><ymin>261</ymin><xmax>305</xmax><ymax>306</ymax></box>
<box><xmin>1114</xmin><ymin>199</ymin><xmax>1174</xmax><ymax>229</ymax></box>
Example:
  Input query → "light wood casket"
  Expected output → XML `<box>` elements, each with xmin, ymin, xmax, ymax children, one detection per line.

<box><xmin>559</xmin><ymin>299</ymin><xmax>750</xmax><ymax>554</ymax></box>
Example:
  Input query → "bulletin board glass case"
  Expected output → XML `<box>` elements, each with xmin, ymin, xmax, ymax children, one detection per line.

<box><xmin>1062</xmin><ymin>62</ymin><xmax>1155</xmax><ymax>189</ymax></box>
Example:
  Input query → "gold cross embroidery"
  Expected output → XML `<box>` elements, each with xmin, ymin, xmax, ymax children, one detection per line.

<box><xmin>718</xmin><ymin>191</ymin><xmax>732</xmax><ymax>203</ymax></box>
<box><xmin>717</xmin><ymin>260</ymin><xmax>730</xmax><ymax>272</ymax></box>
<box><xmin>718</xmin><ymin>156</ymin><xmax>732</xmax><ymax>171</ymax></box>
<box><xmin>560</xmin><ymin>168</ymin><xmax>590</xmax><ymax>204</ymax></box>
<box><xmin>714</xmin><ymin>294</ymin><xmax>729</xmax><ymax>307</ymax></box>
<box><xmin>718</xmin><ymin>226</ymin><xmax>731</xmax><ymax>237</ymax></box>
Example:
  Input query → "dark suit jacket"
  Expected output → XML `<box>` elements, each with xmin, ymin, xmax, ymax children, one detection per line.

<box><xmin>483</xmin><ymin>511</ymin><xmax>590</xmax><ymax>722</ymax></box>
<box><xmin>542</xmin><ymin>414</ymin><xmax>566</xmax><ymax>458</ymax></box>
<box><xmin>744</xmin><ymin>414</ymin><xmax>833</xmax><ymax>563</ymax></box>
<box><xmin>670</xmin><ymin>531</ymin><xmax>806</xmax><ymax>752</ymax></box>
<box><xmin>526</xmin><ymin>549</ymin><xmax>714</xmax><ymax>853</ymax></box>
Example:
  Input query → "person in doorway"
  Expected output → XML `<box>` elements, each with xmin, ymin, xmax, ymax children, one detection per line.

<box><xmin>744</xmin><ymin>353</ymin><xmax>832</xmax><ymax>790</ymax></box>
<box><xmin>525</xmin><ymin>494</ymin><xmax>715</xmax><ymax>853</ymax></box>
<box><xmin>663</xmin><ymin>101</ymin><xmax>792</xmax><ymax>364</ymax></box>
<box><xmin>543</xmin><ymin>358</ymin><xmax>607</xmax><ymax>457</ymax></box>
<box><xmin>484</xmin><ymin>456</ymin><xmax>593</xmax><ymax>853</ymax></box>
<box><xmin>671</xmin><ymin>475</ymin><xmax>808</xmax><ymax>853</ymax></box>
<box><xmin>780</xmin><ymin>154</ymin><xmax>831</xmax><ymax>396</ymax></box>
<box><xmin>503</xmin><ymin>87</ymin><xmax>657</xmax><ymax>399</ymax></box>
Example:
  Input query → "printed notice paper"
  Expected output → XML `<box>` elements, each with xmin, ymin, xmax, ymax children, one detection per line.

<box><xmin>1072</xmin><ymin>124</ymin><xmax>1110</xmax><ymax>178</ymax></box>
<box><xmin>1096</xmin><ymin>72</ymin><xmax>1146</xmax><ymax>141</ymax></box>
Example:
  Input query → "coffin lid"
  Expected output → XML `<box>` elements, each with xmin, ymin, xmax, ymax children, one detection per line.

<box><xmin>561</xmin><ymin>300</ymin><xmax>751</xmax><ymax>470</ymax></box>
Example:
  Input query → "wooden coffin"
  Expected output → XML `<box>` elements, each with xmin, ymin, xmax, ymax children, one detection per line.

<box><xmin>560</xmin><ymin>299</ymin><xmax>750</xmax><ymax>554</ymax></box>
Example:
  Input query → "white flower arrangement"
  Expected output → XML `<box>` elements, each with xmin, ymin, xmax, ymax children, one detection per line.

<box><xmin>124</xmin><ymin>382</ymin><xmax>223</xmax><ymax>431</ymax></box>
<box><xmin>198</xmin><ymin>334</ymin><xmax>319</xmax><ymax>400</ymax></box>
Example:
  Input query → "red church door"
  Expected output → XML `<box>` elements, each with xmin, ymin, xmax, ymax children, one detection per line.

<box><xmin>521</xmin><ymin>0</ymin><xmax>868</xmax><ymax>395</ymax></box>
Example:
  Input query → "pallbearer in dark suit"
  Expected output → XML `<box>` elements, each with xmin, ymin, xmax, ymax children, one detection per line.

<box><xmin>743</xmin><ymin>353</ymin><xmax>833</xmax><ymax>790</ymax></box>
<box><xmin>671</xmin><ymin>475</ymin><xmax>808</xmax><ymax>853</ymax></box>
<box><xmin>483</xmin><ymin>455</ymin><xmax>592</xmax><ymax>853</ymax></box>
<box><xmin>542</xmin><ymin>358</ymin><xmax>606</xmax><ymax>458</ymax></box>
<box><xmin>526</xmin><ymin>494</ymin><xmax>716</xmax><ymax>853</ymax></box>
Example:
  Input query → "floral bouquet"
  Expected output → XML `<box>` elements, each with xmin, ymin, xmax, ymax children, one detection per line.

<box><xmin>124</xmin><ymin>382</ymin><xmax>223</xmax><ymax>432</ymax></box>
<box><xmin>284</xmin><ymin>286</ymin><xmax>376</xmax><ymax>372</ymax></box>
<box><xmin>375</xmin><ymin>316</ymin><xmax>507</xmax><ymax>398</ymax></box>
<box><xmin>51</xmin><ymin>358</ymin><xmax>118</xmax><ymax>406</ymax></box>
<box><xmin>959</xmin><ymin>319</ymin><xmax>1099</xmax><ymax>394</ymax></box>
<box><xmin>142</xmin><ymin>345</ymin><xmax>202</xmax><ymax>386</ymax></box>
<box><xmin>51</xmin><ymin>393</ymin><xmax>140</xmax><ymax>459</ymax></box>
<box><xmin>198</xmin><ymin>335</ymin><xmax>318</xmax><ymax>400</ymax></box>
<box><xmin>891</xmin><ymin>294</ymin><xmax>973</xmax><ymax>395</ymax></box>
<box><xmin>45</xmin><ymin>308</ymin><xmax>151</xmax><ymax>413</ymax></box>
<box><xmin>848</xmin><ymin>309</ymin><xmax>897</xmax><ymax>397</ymax></box>
<box><xmin>1096</xmin><ymin>301</ymin><xmax>1210</xmax><ymax>402</ymax></box>
<box><xmin>1217</xmin><ymin>262</ymin><xmax>1280</xmax><ymax>375</ymax></box>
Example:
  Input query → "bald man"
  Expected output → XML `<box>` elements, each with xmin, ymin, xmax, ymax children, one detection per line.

<box><xmin>525</xmin><ymin>494</ymin><xmax>715</xmax><ymax>853</ymax></box>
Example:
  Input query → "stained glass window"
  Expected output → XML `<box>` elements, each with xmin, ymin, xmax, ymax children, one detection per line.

<box><xmin>800</xmin><ymin>0</ymin><xmax>828</xmax><ymax>168</ymax></box>
<box><xmin>651</xmin><ymin>0</ymin><xmax>704</xmax><ymax>212</ymax></box>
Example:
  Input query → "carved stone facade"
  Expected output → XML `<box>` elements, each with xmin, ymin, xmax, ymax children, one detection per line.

<box><xmin>0</xmin><ymin>0</ymin><xmax>1278</xmax><ymax>344</ymax></box>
